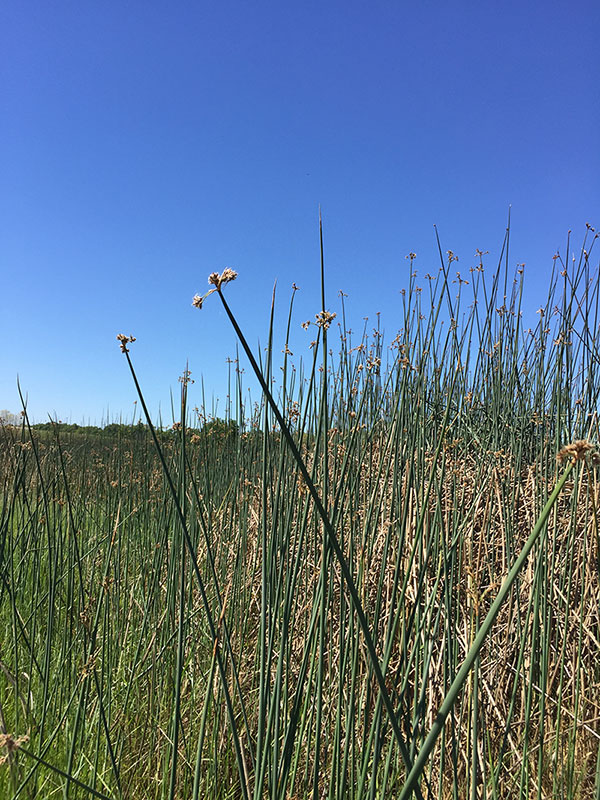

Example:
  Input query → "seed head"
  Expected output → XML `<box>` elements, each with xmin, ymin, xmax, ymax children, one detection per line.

<box><xmin>116</xmin><ymin>334</ymin><xmax>136</xmax><ymax>353</ymax></box>
<box><xmin>0</xmin><ymin>733</ymin><xmax>29</xmax><ymax>765</ymax></box>
<box><xmin>208</xmin><ymin>268</ymin><xmax>238</xmax><ymax>290</ymax></box>
<box><xmin>179</xmin><ymin>369</ymin><xmax>194</xmax><ymax>385</ymax></box>
<box><xmin>192</xmin><ymin>294</ymin><xmax>203</xmax><ymax>309</ymax></box>
<box><xmin>556</xmin><ymin>440</ymin><xmax>595</xmax><ymax>465</ymax></box>
<box><xmin>315</xmin><ymin>310</ymin><xmax>337</xmax><ymax>330</ymax></box>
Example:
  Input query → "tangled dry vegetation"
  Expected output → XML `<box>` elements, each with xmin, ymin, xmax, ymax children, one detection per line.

<box><xmin>210</xmin><ymin>436</ymin><xmax>600</xmax><ymax>798</ymax></box>
<box><xmin>4</xmin><ymin>421</ymin><xmax>598</xmax><ymax>798</ymax></box>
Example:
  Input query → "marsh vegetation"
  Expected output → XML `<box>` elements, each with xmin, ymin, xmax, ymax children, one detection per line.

<box><xmin>1</xmin><ymin>226</ymin><xmax>599</xmax><ymax>798</ymax></box>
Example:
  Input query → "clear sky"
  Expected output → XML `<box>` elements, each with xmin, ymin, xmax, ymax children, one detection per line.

<box><xmin>2</xmin><ymin>1</ymin><xmax>599</xmax><ymax>424</ymax></box>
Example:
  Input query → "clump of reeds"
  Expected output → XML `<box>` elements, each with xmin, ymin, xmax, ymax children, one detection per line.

<box><xmin>1</xmin><ymin>224</ymin><xmax>599</xmax><ymax>799</ymax></box>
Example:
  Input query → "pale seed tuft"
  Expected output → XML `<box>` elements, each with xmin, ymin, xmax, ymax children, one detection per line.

<box><xmin>556</xmin><ymin>440</ymin><xmax>595</xmax><ymax>465</ymax></box>
<box><xmin>116</xmin><ymin>334</ymin><xmax>136</xmax><ymax>353</ymax></box>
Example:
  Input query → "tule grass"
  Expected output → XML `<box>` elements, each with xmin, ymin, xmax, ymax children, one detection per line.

<box><xmin>1</xmin><ymin>222</ymin><xmax>599</xmax><ymax>798</ymax></box>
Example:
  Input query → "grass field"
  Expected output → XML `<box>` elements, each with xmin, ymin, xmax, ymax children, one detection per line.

<box><xmin>1</xmin><ymin>228</ymin><xmax>599</xmax><ymax>798</ymax></box>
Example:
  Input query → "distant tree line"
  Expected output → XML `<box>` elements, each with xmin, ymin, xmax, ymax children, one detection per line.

<box><xmin>24</xmin><ymin>418</ymin><xmax>240</xmax><ymax>442</ymax></box>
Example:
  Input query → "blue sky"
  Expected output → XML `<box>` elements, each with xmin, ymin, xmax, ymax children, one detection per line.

<box><xmin>2</xmin><ymin>1</ymin><xmax>598</xmax><ymax>424</ymax></box>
